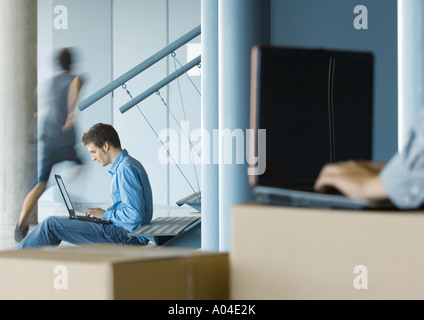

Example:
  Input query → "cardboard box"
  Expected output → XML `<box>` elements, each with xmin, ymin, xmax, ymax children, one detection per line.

<box><xmin>231</xmin><ymin>202</ymin><xmax>424</xmax><ymax>300</ymax></box>
<box><xmin>0</xmin><ymin>244</ymin><xmax>228</xmax><ymax>300</ymax></box>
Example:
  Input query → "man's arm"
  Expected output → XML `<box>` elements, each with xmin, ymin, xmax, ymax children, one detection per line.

<box><xmin>314</xmin><ymin>160</ymin><xmax>388</xmax><ymax>201</ymax></box>
<box><xmin>63</xmin><ymin>75</ymin><xmax>83</xmax><ymax>132</ymax></box>
<box><xmin>315</xmin><ymin>109</ymin><xmax>424</xmax><ymax>208</ymax></box>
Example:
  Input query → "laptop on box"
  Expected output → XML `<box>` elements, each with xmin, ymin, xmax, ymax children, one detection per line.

<box><xmin>249</xmin><ymin>45</ymin><xmax>394</xmax><ymax>210</ymax></box>
<box><xmin>55</xmin><ymin>174</ymin><xmax>112</xmax><ymax>224</ymax></box>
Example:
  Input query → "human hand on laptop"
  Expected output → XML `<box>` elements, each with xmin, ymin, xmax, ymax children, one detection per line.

<box><xmin>314</xmin><ymin>160</ymin><xmax>388</xmax><ymax>201</ymax></box>
<box><xmin>85</xmin><ymin>207</ymin><xmax>106</xmax><ymax>219</ymax></box>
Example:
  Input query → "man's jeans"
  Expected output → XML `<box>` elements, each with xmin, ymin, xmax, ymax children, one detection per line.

<box><xmin>16</xmin><ymin>216</ymin><xmax>147</xmax><ymax>249</ymax></box>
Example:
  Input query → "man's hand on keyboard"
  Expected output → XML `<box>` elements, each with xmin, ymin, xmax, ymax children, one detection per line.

<box><xmin>85</xmin><ymin>208</ymin><xmax>106</xmax><ymax>219</ymax></box>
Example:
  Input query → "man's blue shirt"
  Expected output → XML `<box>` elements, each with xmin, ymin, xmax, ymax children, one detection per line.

<box><xmin>102</xmin><ymin>149</ymin><xmax>153</xmax><ymax>236</ymax></box>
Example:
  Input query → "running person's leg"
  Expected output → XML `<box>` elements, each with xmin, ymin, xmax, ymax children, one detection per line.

<box><xmin>15</xmin><ymin>144</ymin><xmax>83</xmax><ymax>242</ymax></box>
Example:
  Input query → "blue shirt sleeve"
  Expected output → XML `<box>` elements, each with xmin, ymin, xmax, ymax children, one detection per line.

<box><xmin>381</xmin><ymin>109</ymin><xmax>424</xmax><ymax>209</ymax></box>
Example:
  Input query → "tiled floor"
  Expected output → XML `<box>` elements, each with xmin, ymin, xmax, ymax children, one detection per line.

<box><xmin>0</xmin><ymin>202</ymin><xmax>198</xmax><ymax>251</ymax></box>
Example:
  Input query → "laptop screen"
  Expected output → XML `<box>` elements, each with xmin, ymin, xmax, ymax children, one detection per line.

<box><xmin>249</xmin><ymin>46</ymin><xmax>374</xmax><ymax>190</ymax></box>
<box><xmin>55</xmin><ymin>174</ymin><xmax>75</xmax><ymax>214</ymax></box>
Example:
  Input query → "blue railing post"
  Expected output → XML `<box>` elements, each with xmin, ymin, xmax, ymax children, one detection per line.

<box><xmin>119</xmin><ymin>55</ymin><xmax>201</xmax><ymax>113</ymax></box>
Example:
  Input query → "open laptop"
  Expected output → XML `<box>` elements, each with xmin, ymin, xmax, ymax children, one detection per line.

<box><xmin>249</xmin><ymin>45</ymin><xmax>396</xmax><ymax>210</ymax></box>
<box><xmin>54</xmin><ymin>174</ymin><xmax>112</xmax><ymax>224</ymax></box>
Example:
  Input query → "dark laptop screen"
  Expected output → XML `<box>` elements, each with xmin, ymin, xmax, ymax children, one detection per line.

<box><xmin>250</xmin><ymin>46</ymin><xmax>374</xmax><ymax>190</ymax></box>
<box><xmin>55</xmin><ymin>175</ymin><xmax>75</xmax><ymax>213</ymax></box>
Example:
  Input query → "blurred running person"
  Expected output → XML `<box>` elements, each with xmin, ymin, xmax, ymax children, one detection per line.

<box><xmin>15</xmin><ymin>48</ymin><xmax>84</xmax><ymax>242</ymax></box>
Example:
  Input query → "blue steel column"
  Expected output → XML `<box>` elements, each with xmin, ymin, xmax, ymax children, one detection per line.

<box><xmin>201</xmin><ymin>0</ymin><xmax>219</xmax><ymax>250</ymax></box>
<box><xmin>218</xmin><ymin>0</ymin><xmax>268</xmax><ymax>251</ymax></box>
<box><xmin>398</xmin><ymin>0</ymin><xmax>424</xmax><ymax>151</ymax></box>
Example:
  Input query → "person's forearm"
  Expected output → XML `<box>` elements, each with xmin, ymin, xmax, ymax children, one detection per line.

<box><xmin>314</xmin><ymin>160</ymin><xmax>388</xmax><ymax>201</ymax></box>
<box><xmin>102</xmin><ymin>206</ymin><xmax>142</xmax><ymax>225</ymax></box>
<box><xmin>361</xmin><ymin>174</ymin><xmax>388</xmax><ymax>201</ymax></box>
<box><xmin>63</xmin><ymin>76</ymin><xmax>81</xmax><ymax>131</ymax></box>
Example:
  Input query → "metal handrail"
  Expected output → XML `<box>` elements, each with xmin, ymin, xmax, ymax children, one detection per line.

<box><xmin>119</xmin><ymin>55</ymin><xmax>201</xmax><ymax>114</ymax></box>
<box><xmin>78</xmin><ymin>25</ymin><xmax>201</xmax><ymax>111</ymax></box>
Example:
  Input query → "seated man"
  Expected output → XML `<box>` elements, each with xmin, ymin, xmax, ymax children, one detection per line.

<box><xmin>17</xmin><ymin>123</ymin><xmax>153</xmax><ymax>249</ymax></box>
<box><xmin>314</xmin><ymin>108</ymin><xmax>424</xmax><ymax>210</ymax></box>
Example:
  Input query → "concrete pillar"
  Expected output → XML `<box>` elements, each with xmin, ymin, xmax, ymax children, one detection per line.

<box><xmin>0</xmin><ymin>0</ymin><xmax>38</xmax><ymax>224</ymax></box>
<box><xmin>218</xmin><ymin>0</ymin><xmax>269</xmax><ymax>251</ymax></box>
<box><xmin>398</xmin><ymin>0</ymin><xmax>424</xmax><ymax>151</ymax></box>
<box><xmin>201</xmin><ymin>0</ymin><xmax>219</xmax><ymax>250</ymax></box>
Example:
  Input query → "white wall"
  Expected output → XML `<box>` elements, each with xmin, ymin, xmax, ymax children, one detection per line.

<box><xmin>167</xmin><ymin>0</ymin><xmax>202</xmax><ymax>206</ymax></box>
<box><xmin>112</xmin><ymin>0</ymin><xmax>169</xmax><ymax>206</ymax></box>
<box><xmin>38</xmin><ymin>0</ymin><xmax>201</xmax><ymax>208</ymax></box>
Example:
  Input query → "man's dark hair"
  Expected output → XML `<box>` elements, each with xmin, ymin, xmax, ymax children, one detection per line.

<box><xmin>81</xmin><ymin>123</ymin><xmax>122</xmax><ymax>149</ymax></box>
<box><xmin>57</xmin><ymin>48</ymin><xmax>73</xmax><ymax>71</ymax></box>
